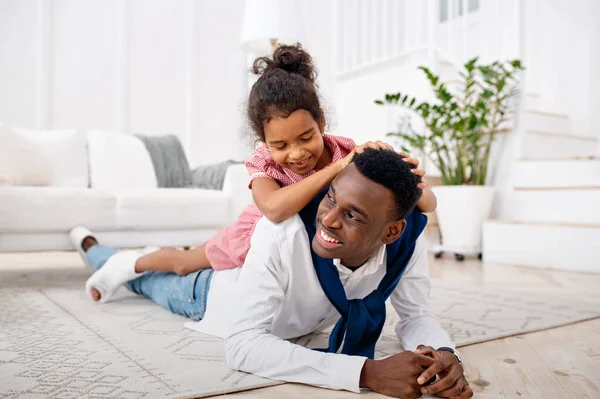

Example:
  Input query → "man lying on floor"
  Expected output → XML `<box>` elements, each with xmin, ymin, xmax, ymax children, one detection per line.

<box><xmin>71</xmin><ymin>149</ymin><xmax>472</xmax><ymax>399</ymax></box>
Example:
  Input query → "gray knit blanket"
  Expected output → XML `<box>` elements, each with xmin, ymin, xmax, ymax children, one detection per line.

<box><xmin>191</xmin><ymin>160</ymin><xmax>240</xmax><ymax>190</ymax></box>
<box><xmin>136</xmin><ymin>134</ymin><xmax>241</xmax><ymax>189</ymax></box>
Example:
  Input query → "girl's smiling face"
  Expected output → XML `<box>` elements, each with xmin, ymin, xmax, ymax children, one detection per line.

<box><xmin>263</xmin><ymin>109</ymin><xmax>327</xmax><ymax>175</ymax></box>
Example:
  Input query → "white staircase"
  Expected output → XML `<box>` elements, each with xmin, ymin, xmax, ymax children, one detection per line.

<box><xmin>483</xmin><ymin>131</ymin><xmax>600</xmax><ymax>272</ymax></box>
<box><xmin>438</xmin><ymin>56</ymin><xmax>600</xmax><ymax>273</ymax></box>
<box><xmin>437</xmin><ymin>59</ymin><xmax>600</xmax><ymax>273</ymax></box>
<box><xmin>478</xmin><ymin>0</ymin><xmax>600</xmax><ymax>274</ymax></box>
<box><xmin>330</xmin><ymin>0</ymin><xmax>600</xmax><ymax>273</ymax></box>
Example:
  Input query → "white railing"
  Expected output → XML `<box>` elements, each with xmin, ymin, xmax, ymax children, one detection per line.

<box><xmin>334</xmin><ymin>0</ymin><xmax>599</xmax><ymax>145</ymax></box>
<box><xmin>333</xmin><ymin>0</ymin><xmax>523</xmax><ymax>79</ymax></box>
<box><xmin>333</xmin><ymin>0</ymin><xmax>432</xmax><ymax>79</ymax></box>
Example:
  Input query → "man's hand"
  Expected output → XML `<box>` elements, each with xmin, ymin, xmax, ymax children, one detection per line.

<box><xmin>415</xmin><ymin>345</ymin><xmax>473</xmax><ymax>398</ymax></box>
<box><xmin>360</xmin><ymin>351</ymin><xmax>435</xmax><ymax>399</ymax></box>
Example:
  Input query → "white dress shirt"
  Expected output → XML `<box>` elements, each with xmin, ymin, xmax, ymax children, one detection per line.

<box><xmin>185</xmin><ymin>215</ymin><xmax>453</xmax><ymax>393</ymax></box>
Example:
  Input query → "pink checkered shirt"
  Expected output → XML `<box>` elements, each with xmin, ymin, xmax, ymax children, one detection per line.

<box><xmin>245</xmin><ymin>134</ymin><xmax>356</xmax><ymax>188</ymax></box>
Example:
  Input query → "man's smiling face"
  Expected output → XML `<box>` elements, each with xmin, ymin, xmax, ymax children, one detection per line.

<box><xmin>312</xmin><ymin>164</ymin><xmax>406</xmax><ymax>268</ymax></box>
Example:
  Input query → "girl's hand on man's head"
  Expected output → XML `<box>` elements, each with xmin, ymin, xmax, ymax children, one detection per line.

<box><xmin>399</xmin><ymin>152</ymin><xmax>429</xmax><ymax>190</ymax></box>
<box><xmin>355</xmin><ymin>141</ymin><xmax>395</xmax><ymax>154</ymax></box>
<box><xmin>337</xmin><ymin>141</ymin><xmax>396</xmax><ymax>172</ymax></box>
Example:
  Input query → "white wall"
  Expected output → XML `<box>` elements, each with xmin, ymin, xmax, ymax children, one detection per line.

<box><xmin>0</xmin><ymin>0</ymin><xmax>41</xmax><ymax>128</ymax></box>
<box><xmin>0</xmin><ymin>0</ymin><xmax>338</xmax><ymax>167</ymax></box>
<box><xmin>0</xmin><ymin>0</ymin><xmax>251</xmax><ymax>166</ymax></box>
<box><xmin>334</xmin><ymin>52</ymin><xmax>432</xmax><ymax>144</ymax></box>
<box><xmin>532</xmin><ymin>0</ymin><xmax>597</xmax><ymax>138</ymax></box>
<box><xmin>298</xmin><ymin>0</ymin><xmax>336</xmax><ymax>130</ymax></box>
<box><xmin>2</xmin><ymin>0</ymin><xmax>595</xmax><ymax>167</ymax></box>
<box><xmin>190</xmin><ymin>0</ymin><xmax>248</xmax><ymax>165</ymax></box>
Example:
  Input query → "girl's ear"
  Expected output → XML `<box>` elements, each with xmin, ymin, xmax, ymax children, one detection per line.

<box><xmin>257</xmin><ymin>138</ymin><xmax>267</xmax><ymax>149</ymax></box>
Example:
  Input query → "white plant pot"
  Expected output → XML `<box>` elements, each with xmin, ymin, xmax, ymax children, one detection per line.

<box><xmin>431</xmin><ymin>185</ymin><xmax>495</xmax><ymax>255</ymax></box>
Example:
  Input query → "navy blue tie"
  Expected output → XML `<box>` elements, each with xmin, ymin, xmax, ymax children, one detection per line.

<box><xmin>299</xmin><ymin>188</ymin><xmax>427</xmax><ymax>359</ymax></box>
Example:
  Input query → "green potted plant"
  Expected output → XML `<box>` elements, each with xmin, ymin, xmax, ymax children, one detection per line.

<box><xmin>375</xmin><ymin>57</ymin><xmax>524</xmax><ymax>259</ymax></box>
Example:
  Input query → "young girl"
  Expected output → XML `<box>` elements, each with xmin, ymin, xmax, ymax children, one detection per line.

<box><xmin>74</xmin><ymin>44</ymin><xmax>436</xmax><ymax>302</ymax></box>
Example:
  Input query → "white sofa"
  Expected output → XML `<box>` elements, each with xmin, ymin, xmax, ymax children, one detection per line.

<box><xmin>0</xmin><ymin>126</ymin><xmax>253</xmax><ymax>252</ymax></box>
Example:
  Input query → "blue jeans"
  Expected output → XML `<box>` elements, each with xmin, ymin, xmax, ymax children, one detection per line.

<box><xmin>86</xmin><ymin>244</ymin><xmax>213</xmax><ymax>321</ymax></box>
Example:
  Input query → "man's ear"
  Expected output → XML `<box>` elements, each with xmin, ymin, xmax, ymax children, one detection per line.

<box><xmin>382</xmin><ymin>219</ymin><xmax>406</xmax><ymax>245</ymax></box>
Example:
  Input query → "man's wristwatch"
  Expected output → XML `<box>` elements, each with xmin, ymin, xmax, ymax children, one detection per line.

<box><xmin>437</xmin><ymin>347</ymin><xmax>462</xmax><ymax>363</ymax></box>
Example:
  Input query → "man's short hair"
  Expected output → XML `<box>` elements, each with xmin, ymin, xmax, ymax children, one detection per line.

<box><xmin>352</xmin><ymin>149</ymin><xmax>423</xmax><ymax>220</ymax></box>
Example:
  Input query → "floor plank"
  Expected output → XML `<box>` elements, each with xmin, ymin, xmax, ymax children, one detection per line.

<box><xmin>523</xmin><ymin>324</ymin><xmax>600</xmax><ymax>398</ymax></box>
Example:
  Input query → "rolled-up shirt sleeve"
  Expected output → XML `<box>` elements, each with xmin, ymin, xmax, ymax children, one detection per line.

<box><xmin>224</xmin><ymin>220</ymin><xmax>367</xmax><ymax>392</ymax></box>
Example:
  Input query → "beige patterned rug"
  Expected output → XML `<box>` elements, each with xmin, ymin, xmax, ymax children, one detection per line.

<box><xmin>1</xmin><ymin>270</ymin><xmax>598</xmax><ymax>399</ymax></box>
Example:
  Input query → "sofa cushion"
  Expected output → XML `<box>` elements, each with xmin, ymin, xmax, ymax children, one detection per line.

<box><xmin>222</xmin><ymin>163</ymin><xmax>254</xmax><ymax>221</ymax></box>
<box><xmin>14</xmin><ymin>127</ymin><xmax>89</xmax><ymax>188</ymax></box>
<box><xmin>0</xmin><ymin>125</ymin><xmax>53</xmax><ymax>186</ymax></box>
<box><xmin>88</xmin><ymin>130</ymin><xmax>157</xmax><ymax>190</ymax></box>
<box><xmin>115</xmin><ymin>188</ymin><xmax>231</xmax><ymax>230</ymax></box>
<box><xmin>0</xmin><ymin>187</ymin><xmax>118</xmax><ymax>232</ymax></box>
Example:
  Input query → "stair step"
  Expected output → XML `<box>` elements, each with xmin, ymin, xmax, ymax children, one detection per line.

<box><xmin>519</xmin><ymin>156</ymin><xmax>599</xmax><ymax>162</ymax></box>
<box><xmin>521</xmin><ymin>131</ymin><xmax>597</xmax><ymax>159</ymax></box>
<box><xmin>523</xmin><ymin>110</ymin><xmax>570</xmax><ymax>136</ymax></box>
<box><xmin>499</xmin><ymin>189</ymin><xmax>600</xmax><ymax>225</ymax></box>
<box><xmin>514</xmin><ymin>159</ymin><xmax>600</xmax><ymax>188</ymax></box>
<box><xmin>525</xmin><ymin>93</ymin><xmax>541</xmax><ymax>109</ymax></box>
<box><xmin>525</xmin><ymin>109</ymin><xmax>569</xmax><ymax>119</ymax></box>
<box><xmin>483</xmin><ymin>220</ymin><xmax>600</xmax><ymax>273</ymax></box>
<box><xmin>526</xmin><ymin>130</ymin><xmax>596</xmax><ymax>141</ymax></box>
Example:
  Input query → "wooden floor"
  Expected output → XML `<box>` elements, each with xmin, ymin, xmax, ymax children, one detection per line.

<box><xmin>1</xmin><ymin>252</ymin><xmax>599</xmax><ymax>399</ymax></box>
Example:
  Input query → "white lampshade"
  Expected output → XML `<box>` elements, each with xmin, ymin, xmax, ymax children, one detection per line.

<box><xmin>240</xmin><ymin>0</ymin><xmax>304</xmax><ymax>55</ymax></box>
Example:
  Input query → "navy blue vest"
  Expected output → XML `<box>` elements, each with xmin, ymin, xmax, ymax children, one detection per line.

<box><xmin>298</xmin><ymin>188</ymin><xmax>427</xmax><ymax>359</ymax></box>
